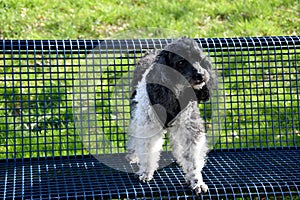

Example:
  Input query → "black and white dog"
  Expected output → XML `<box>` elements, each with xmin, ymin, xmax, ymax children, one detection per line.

<box><xmin>127</xmin><ymin>37</ymin><xmax>216</xmax><ymax>194</ymax></box>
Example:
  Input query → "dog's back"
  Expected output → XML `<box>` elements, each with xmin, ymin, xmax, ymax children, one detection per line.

<box><xmin>131</xmin><ymin>50</ymin><xmax>157</xmax><ymax>93</ymax></box>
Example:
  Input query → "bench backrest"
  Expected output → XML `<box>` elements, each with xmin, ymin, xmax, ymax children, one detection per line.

<box><xmin>0</xmin><ymin>36</ymin><xmax>299</xmax><ymax>160</ymax></box>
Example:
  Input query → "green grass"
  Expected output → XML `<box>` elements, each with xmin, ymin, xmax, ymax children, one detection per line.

<box><xmin>0</xmin><ymin>0</ymin><xmax>299</xmax><ymax>39</ymax></box>
<box><xmin>0</xmin><ymin>0</ymin><xmax>299</xmax><ymax>159</ymax></box>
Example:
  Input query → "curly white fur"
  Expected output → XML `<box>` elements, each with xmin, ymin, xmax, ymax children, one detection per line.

<box><xmin>168</xmin><ymin>101</ymin><xmax>208</xmax><ymax>194</ymax></box>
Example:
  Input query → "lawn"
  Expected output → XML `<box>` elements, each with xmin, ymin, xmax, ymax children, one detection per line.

<box><xmin>0</xmin><ymin>0</ymin><xmax>299</xmax><ymax>159</ymax></box>
<box><xmin>0</xmin><ymin>0</ymin><xmax>299</xmax><ymax>39</ymax></box>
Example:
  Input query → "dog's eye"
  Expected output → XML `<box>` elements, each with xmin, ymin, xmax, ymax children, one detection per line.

<box><xmin>176</xmin><ymin>60</ymin><xmax>186</xmax><ymax>66</ymax></box>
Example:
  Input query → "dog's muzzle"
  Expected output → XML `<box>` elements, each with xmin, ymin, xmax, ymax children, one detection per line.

<box><xmin>192</xmin><ymin>64</ymin><xmax>210</xmax><ymax>90</ymax></box>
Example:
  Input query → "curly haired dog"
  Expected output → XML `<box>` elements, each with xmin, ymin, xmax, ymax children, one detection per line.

<box><xmin>126</xmin><ymin>37</ymin><xmax>216</xmax><ymax>194</ymax></box>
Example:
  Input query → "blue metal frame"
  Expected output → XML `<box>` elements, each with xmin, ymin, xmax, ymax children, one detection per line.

<box><xmin>0</xmin><ymin>36</ymin><xmax>299</xmax><ymax>199</ymax></box>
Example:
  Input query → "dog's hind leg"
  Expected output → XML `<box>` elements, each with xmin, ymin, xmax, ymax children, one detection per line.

<box><xmin>168</xmin><ymin>102</ymin><xmax>209</xmax><ymax>194</ymax></box>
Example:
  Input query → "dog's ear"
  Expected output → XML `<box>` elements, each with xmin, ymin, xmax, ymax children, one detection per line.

<box><xmin>156</xmin><ymin>50</ymin><xmax>171</xmax><ymax>66</ymax></box>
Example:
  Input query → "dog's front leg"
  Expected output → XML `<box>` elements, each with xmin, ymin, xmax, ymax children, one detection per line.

<box><xmin>168</xmin><ymin>103</ymin><xmax>209</xmax><ymax>194</ymax></box>
<box><xmin>134</xmin><ymin>131</ymin><xmax>164</xmax><ymax>182</ymax></box>
<box><xmin>127</xmin><ymin>119</ymin><xmax>164</xmax><ymax>182</ymax></box>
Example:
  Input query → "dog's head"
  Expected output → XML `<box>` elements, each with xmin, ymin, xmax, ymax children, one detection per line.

<box><xmin>155</xmin><ymin>37</ymin><xmax>216</xmax><ymax>102</ymax></box>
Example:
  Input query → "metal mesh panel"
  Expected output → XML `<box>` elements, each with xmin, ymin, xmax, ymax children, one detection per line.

<box><xmin>1</xmin><ymin>37</ymin><xmax>299</xmax><ymax>161</ymax></box>
<box><xmin>0</xmin><ymin>36</ymin><xmax>299</xmax><ymax>199</ymax></box>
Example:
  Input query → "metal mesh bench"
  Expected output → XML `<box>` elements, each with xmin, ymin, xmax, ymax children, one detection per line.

<box><xmin>0</xmin><ymin>36</ymin><xmax>299</xmax><ymax>199</ymax></box>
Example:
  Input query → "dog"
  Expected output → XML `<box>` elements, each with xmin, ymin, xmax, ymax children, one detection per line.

<box><xmin>126</xmin><ymin>37</ymin><xmax>216</xmax><ymax>194</ymax></box>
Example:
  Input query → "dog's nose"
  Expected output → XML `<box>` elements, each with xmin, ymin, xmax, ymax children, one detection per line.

<box><xmin>195</xmin><ymin>72</ymin><xmax>203</xmax><ymax>80</ymax></box>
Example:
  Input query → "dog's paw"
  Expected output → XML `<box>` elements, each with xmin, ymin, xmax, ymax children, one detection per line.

<box><xmin>139</xmin><ymin>172</ymin><xmax>153</xmax><ymax>182</ymax></box>
<box><xmin>192</xmin><ymin>182</ymin><xmax>208</xmax><ymax>195</ymax></box>
<box><xmin>126</xmin><ymin>153</ymin><xmax>139</xmax><ymax>164</ymax></box>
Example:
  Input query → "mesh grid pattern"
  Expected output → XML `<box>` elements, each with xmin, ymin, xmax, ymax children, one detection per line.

<box><xmin>0</xmin><ymin>36</ymin><xmax>299</xmax><ymax>199</ymax></box>
<box><xmin>1</xmin><ymin>150</ymin><xmax>299</xmax><ymax>199</ymax></box>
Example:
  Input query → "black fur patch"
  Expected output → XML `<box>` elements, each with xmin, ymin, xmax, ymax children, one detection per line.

<box><xmin>131</xmin><ymin>39</ymin><xmax>215</xmax><ymax>128</ymax></box>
